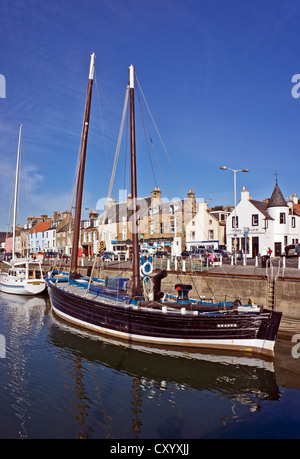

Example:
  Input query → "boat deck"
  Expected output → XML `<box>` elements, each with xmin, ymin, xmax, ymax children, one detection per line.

<box><xmin>50</xmin><ymin>279</ymin><xmax>252</xmax><ymax>317</ymax></box>
<box><xmin>57</xmin><ymin>281</ymin><xmax>127</xmax><ymax>306</ymax></box>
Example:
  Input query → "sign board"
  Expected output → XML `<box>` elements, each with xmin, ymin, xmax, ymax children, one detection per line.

<box><xmin>98</xmin><ymin>240</ymin><xmax>106</xmax><ymax>253</ymax></box>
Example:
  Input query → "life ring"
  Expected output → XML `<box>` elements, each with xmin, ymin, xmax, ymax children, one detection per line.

<box><xmin>140</xmin><ymin>260</ymin><xmax>153</xmax><ymax>276</ymax></box>
<box><xmin>142</xmin><ymin>275</ymin><xmax>154</xmax><ymax>301</ymax></box>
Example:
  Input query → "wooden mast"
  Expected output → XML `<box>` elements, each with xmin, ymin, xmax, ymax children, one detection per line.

<box><xmin>129</xmin><ymin>65</ymin><xmax>142</xmax><ymax>297</ymax></box>
<box><xmin>70</xmin><ymin>53</ymin><xmax>95</xmax><ymax>277</ymax></box>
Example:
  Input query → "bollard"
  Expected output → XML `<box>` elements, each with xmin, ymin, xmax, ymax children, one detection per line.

<box><xmin>182</xmin><ymin>260</ymin><xmax>186</xmax><ymax>271</ymax></box>
<box><xmin>298</xmin><ymin>256</ymin><xmax>300</xmax><ymax>269</ymax></box>
<box><xmin>231</xmin><ymin>255</ymin><xmax>233</xmax><ymax>265</ymax></box>
<box><xmin>167</xmin><ymin>259</ymin><xmax>170</xmax><ymax>271</ymax></box>
<box><xmin>255</xmin><ymin>256</ymin><xmax>258</xmax><ymax>266</ymax></box>
<box><xmin>243</xmin><ymin>254</ymin><xmax>246</xmax><ymax>266</ymax></box>
<box><xmin>175</xmin><ymin>257</ymin><xmax>177</xmax><ymax>271</ymax></box>
<box><xmin>283</xmin><ymin>256</ymin><xmax>286</xmax><ymax>268</ymax></box>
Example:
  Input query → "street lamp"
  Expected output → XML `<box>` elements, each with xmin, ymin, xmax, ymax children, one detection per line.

<box><xmin>220</xmin><ymin>166</ymin><xmax>249</xmax><ymax>264</ymax></box>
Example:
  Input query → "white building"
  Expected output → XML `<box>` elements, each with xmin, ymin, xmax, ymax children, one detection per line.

<box><xmin>45</xmin><ymin>222</ymin><xmax>60</xmax><ymax>253</ymax></box>
<box><xmin>226</xmin><ymin>181</ymin><xmax>300</xmax><ymax>257</ymax></box>
<box><xmin>30</xmin><ymin>220</ymin><xmax>53</xmax><ymax>254</ymax></box>
<box><xmin>185</xmin><ymin>201</ymin><xmax>226</xmax><ymax>251</ymax></box>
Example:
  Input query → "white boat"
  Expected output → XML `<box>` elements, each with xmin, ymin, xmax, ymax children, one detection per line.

<box><xmin>0</xmin><ymin>259</ymin><xmax>45</xmax><ymax>295</ymax></box>
<box><xmin>0</xmin><ymin>125</ymin><xmax>46</xmax><ymax>296</ymax></box>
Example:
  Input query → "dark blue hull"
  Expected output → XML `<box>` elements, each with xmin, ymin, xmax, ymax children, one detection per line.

<box><xmin>46</xmin><ymin>278</ymin><xmax>282</xmax><ymax>357</ymax></box>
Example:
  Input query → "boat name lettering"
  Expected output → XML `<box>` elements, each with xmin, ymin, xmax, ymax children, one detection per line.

<box><xmin>217</xmin><ymin>323</ymin><xmax>237</xmax><ymax>328</ymax></box>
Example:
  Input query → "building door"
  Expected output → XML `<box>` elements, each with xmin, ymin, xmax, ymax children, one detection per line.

<box><xmin>274</xmin><ymin>242</ymin><xmax>282</xmax><ymax>257</ymax></box>
<box><xmin>252</xmin><ymin>237</ymin><xmax>259</xmax><ymax>258</ymax></box>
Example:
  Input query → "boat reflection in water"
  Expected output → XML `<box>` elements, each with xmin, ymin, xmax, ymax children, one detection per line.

<box><xmin>0</xmin><ymin>292</ymin><xmax>48</xmax><ymax>439</ymax></box>
<box><xmin>48</xmin><ymin>312</ymin><xmax>282</xmax><ymax>439</ymax></box>
<box><xmin>2</xmin><ymin>291</ymin><xmax>298</xmax><ymax>439</ymax></box>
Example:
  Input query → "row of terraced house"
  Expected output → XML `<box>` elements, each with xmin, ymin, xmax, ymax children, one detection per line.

<box><xmin>1</xmin><ymin>187</ymin><xmax>230</xmax><ymax>259</ymax></box>
<box><xmin>2</xmin><ymin>181</ymin><xmax>300</xmax><ymax>259</ymax></box>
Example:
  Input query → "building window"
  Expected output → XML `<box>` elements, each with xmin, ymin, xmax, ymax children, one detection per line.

<box><xmin>252</xmin><ymin>214</ymin><xmax>259</xmax><ymax>226</ymax></box>
<box><xmin>232</xmin><ymin>216</ymin><xmax>238</xmax><ymax>228</ymax></box>
<box><xmin>190</xmin><ymin>231</ymin><xmax>195</xmax><ymax>241</ymax></box>
<box><xmin>292</xmin><ymin>216</ymin><xmax>296</xmax><ymax>228</ymax></box>
<box><xmin>171</xmin><ymin>221</ymin><xmax>175</xmax><ymax>233</ymax></box>
<box><xmin>208</xmin><ymin>230</ymin><xmax>214</xmax><ymax>240</ymax></box>
<box><xmin>280</xmin><ymin>213</ymin><xmax>286</xmax><ymax>224</ymax></box>
<box><xmin>160</xmin><ymin>222</ymin><xmax>164</xmax><ymax>234</ymax></box>
<box><xmin>122</xmin><ymin>229</ymin><xmax>127</xmax><ymax>240</ymax></box>
<box><xmin>150</xmin><ymin>224</ymin><xmax>154</xmax><ymax>235</ymax></box>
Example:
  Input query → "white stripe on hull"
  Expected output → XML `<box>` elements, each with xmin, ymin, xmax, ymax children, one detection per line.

<box><xmin>50</xmin><ymin>302</ymin><xmax>275</xmax><ymax>357</ymax></box>
<box><xmin>0</xmin><ymin>281</ymin><xmax>46</xmax><ymax>295</ymax></box>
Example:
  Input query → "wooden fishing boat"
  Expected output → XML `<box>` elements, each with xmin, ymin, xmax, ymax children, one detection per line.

<box><xmin>46</xmin><ymin>55</ymin><xmax>281</xmax><ymax>356</ymax></box>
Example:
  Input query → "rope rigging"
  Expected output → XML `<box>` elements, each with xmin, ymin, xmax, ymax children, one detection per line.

<box><xmin>70</xmin><ymin>68</ymin><xmax>241</xmax><ymax>305</ymax></box>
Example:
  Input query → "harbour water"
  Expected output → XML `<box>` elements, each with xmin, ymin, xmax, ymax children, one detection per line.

<box><xmin>0</xmin><ymin>291</ymin><xmax>300</xmax><ymax>440</ymax></box>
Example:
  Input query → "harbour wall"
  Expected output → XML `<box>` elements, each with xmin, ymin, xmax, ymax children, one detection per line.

<box><xmin>73</xmin><ymin>266</ymin><xmax>300</xmax><ymax>335</ymax></box>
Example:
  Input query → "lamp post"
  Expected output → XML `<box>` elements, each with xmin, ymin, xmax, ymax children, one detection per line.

<box><xmin>220</xmin><ymin>166</ymin><xmax>249</xmax><ymax>264</ymax></box>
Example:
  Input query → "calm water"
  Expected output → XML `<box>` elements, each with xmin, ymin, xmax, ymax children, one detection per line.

<box><xmin>0</xmin><ymin>291</ymin><xmax>300</xmax><ymax>440</ymax></box>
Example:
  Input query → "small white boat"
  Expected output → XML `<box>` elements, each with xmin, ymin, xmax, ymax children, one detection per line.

<box><xmin>0</xmin><ymin>259</ymin><xmax>46</xmax><ymax>295</ymax></box>
<box><xmin>0</xmin><ymin>124</ymin><xmax>46</xmax><ymax>296</ymax></box>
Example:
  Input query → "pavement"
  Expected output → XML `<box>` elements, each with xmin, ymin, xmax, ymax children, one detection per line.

<box><xmin>97</xmin><ymin>257</ymin><xmax>300</xmax><ymax>279</ymax></box>
<box><xmin>25</xmin><ymin>256</ymin><xmax>300</xmax><ymax>280</ymax></box>
<box><xmin>205</xmin><ymin>263</ymin><xmax>300</xmax><ymax>279</ymax></box>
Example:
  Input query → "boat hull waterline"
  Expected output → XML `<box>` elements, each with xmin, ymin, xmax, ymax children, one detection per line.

<box><xmin>0</xmin><ymin>278</ymin><xmax>46</xmax><ymax>295</ymax></box>
<box><xmin>47</xmin><ymin>279</ymin><xmax>282</xmax><ymax>357</ymax></box>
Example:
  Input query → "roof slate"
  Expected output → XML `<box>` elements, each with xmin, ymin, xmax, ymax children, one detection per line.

<box><xmin>249</xmin><ymin>200</ymin><xmax>274</xmax><ymax>220</ymax></box>
<box><xmin>267</xmin><ymin>181</ymin><xmax>287</xmax><ymax>208</ymax></box>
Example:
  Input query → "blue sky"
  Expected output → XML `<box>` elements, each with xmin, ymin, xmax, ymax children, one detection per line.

<box><xmin>1</xmin><ymin>0</ymin><xmax>300</xmax><ymax>231</ymax></box>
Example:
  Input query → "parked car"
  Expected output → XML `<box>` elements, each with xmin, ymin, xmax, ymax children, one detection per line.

<box><xmin>153</xmin><ymin>251</ymin><xmax>170</xmax><ymax>258</ymax></box>
<box><xmin>284</xmin><ymin>244</ymin><xmax>296</xmax><ymax>257</ymax></box>
<box><xmin>214</xmin><ymin>249</ymin><xmax>231</xmax><ymax>261</ymax></box>
<box><xmin>103</xmin><ymin>251</ymin><xmax>116</xmax><ymax>261</ymax></box>
<box><xmin>190</xmin><ymin>249</ymin><xmax>206</xmax><ymax>259</ymax></box>
<box><xmin>180</xmin><ymin>251</ymin><xmax>191</xmax><ymax>259</ymax></box>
